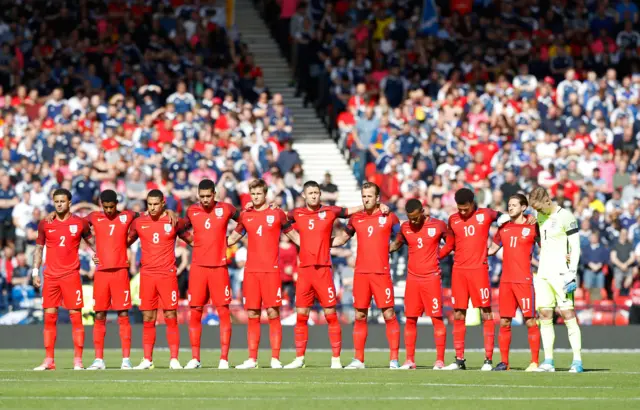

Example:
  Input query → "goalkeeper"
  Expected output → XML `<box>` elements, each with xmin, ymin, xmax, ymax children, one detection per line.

<box><xmin>528</xmin><ymin>187</ymin><xmax>583</xmax><ymax>373</ymax></box>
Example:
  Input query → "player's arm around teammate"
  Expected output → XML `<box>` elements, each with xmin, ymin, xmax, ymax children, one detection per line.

<box><xmin>487</xmin><ymin>194</ymin><xmax>541</xmax><ymax>372</ymax></box>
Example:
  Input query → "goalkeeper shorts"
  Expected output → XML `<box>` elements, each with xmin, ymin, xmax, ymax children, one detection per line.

<box><xmin>534</xmin><ymin>275</ymin><xmax>574</xmax><ymax>310</ymax></box>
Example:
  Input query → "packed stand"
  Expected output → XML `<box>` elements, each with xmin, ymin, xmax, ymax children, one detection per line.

<box><xmin>0</xmin><ymin>0</ymin><xmax>308</xmax><ymax>324</ymax></box>
<box><xmin>261</xmin><ymin>0</ymin><xmax>640</xmax><ymax>323</ymax></box>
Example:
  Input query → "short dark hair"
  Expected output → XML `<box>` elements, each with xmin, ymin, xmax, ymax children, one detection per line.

<box><xmin>362</xmin><ymin>181</ymin><xmax>380</xmax><ymax>196</ymax></box>
<box><xmin>405</xmin><ymin>198</ymin><xmax>423</xmax><ymax>214</ymax></box>
<box><xmin>52</xmin><ymin>188</ymin><xmax>72</xmax><ymax>201</ymax></box>
<box><xmin>509</xmin><ymin>193</ymin><xmax>529</xmax><ymax>207</ymax></box>
<box><xmin>100</xmin><ymin>189</ymin><xmax>118</xmax><ymax>203</ymax></box>
<box><xmin>198</xmin><ymin>179</ymin><xmax>216</xmax><ymax>192</ymax></box>
<box><xmin>147</xmin><ymin>189</ymin><xmax>164</xmax><ymax>201</ymax></box>
<box><xmin>303</xmin><ymin>180</ymin><xmax>320</xmax><ymax>191</ymax></box>
<box><xmin>454</xmin><ymin>188</ymin><xmax>475</xmax><ymax>205</ymax></box>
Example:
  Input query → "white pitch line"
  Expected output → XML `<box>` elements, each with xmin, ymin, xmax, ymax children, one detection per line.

<box><xmin>0</xmin><ymin>379</ymin><xmax>619</xmax><ymax>389</ymax></box>
<box><xmin>0</xmin><ymin>396</ymin><xmax>638</xmax><ymax>402</ymax></box>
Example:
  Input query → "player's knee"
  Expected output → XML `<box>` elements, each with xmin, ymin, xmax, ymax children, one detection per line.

<box><xmin>267</xmin><ymin>307</ymin><xmax>280</xmax><ymax>319</ymax></box>
<box><xmin>525</xmin><ymin>318</ymin><xmax>537</xmax><ymax>327</ymax></box>
<box><xmin>355</xmin><ymin>309</ymin><xmax>367</xmax><ymax>321</ymax></box>
<box><xmin>561</xmin><ymin>309</ymin><xmax>576</xmax><ymax>321</ymax></box>
<box><xmin>538</xmin><ymin>308</ymin><xmax>553</xmax><ymax>320</ymax></box>
<box><xmin>117</xmin><ymin>310</ymin><xmax>129</xmax><ymax>318</ymax></box>
<box><xmin>381</xmin><ymin>307</ymin><xmax>395</xmax><ymax>320</ymax></box>
<box><xmin>500</xmin><ymin>318</ymin><xmax>512</xmax><ymax>328</ymax></box>
<box><xmin>95</xmin><ymin>311</ymin><xmax>107</xmax><ymax>321</ymax></box>
<box><xmin>453</xmin><ymin>309</ymin><xmax>466</xmax><ymax>320</ymax></box>
<box><xmin>163</xmin><ymin>310</ymin><xmax>177</xmax><ymax>319</ymax></box>
<box><xmin>323</xmin><ymin>306</ymin><xmax>336</xmax><ymax>316</ymax></box>
<box><xmin>297</xmin><ymin>307</ymin><xmax>311</xmax><ymax>316</ymax></box>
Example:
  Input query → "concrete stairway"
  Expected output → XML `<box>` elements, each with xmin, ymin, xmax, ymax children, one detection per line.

<box><xmin>235</xmin><ymin>0</ymin><xmax>361</xmax><ymax>207</ymax></box>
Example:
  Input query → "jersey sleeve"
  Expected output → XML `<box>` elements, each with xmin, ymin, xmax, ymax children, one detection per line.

<box><xmin>36</xmin><ymin>221</ymin><xmax>46</xmax><ymax>246</ymax></box>
<box><xmin>127</xmin><ymin>219</ymin><xmax>139</xmax><ymax>243</ymax></box>
<box><xmin>438</xmin><ymin>219</ymin><xmax>455</xmax><ymax>258</ymax></box>
<box><xmin>327</xmin><ymin>206</ymin><xmax>348</xmax><ymax>218</ymax></box>
<box><xmin>279</xmin><ymin>209</ymin><xmax>293</xmax><ymax>233</ymax></box>
<box><xmin>345</xmin><ymin>216</ymin><xmax>356</xmax><ymax>237</ymax></box>
<box><xmin>390</xmin><ymin>213</ymin><xmax>400</xmax><ymax>237</ymax></box>
<box><xmin>228</xmin><ymin>204</ymin><xmax>240</xmax><ymax>221</ymax></box>
<box><xmin>439</xmin><ymin>220</ymin><xmax>448</xmax><ymax>241</ymax></box>
<box><xmin>234</xmin><ymin>213</ymin><xmax>245</xmax><ymax>234</ymax></box>
<box><xmin>487</xmin><ymin>208</ymin><xmax>500</xmax><ymax>223</ymax></box>
<box><xmin>493</xmin><ymin>228</ymin><xmax>503</xmax><ymax>246</ymax></box>
<box><xmin>81</xmin><ymin>218</ymin><xmax>92</xmax><ymax>240</ymax></box>
<box><xmin>561</xmin><ymin>210</ymin><xmax>579</xmax><ymax>236</ymax></box>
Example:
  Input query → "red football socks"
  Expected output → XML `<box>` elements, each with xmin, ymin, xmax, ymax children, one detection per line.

<box><xmin>218</xmin><ymin>306</ymin><xmax>232</xmax><ymax>361</ymax></box>
<box><xmin>143</xmin><ymin>321</ymin><xmax>156</xmax><ymax>361</ymax></box>
<box><xmin>453</xmin><ymin>319</ymin><xmax>466</xmax><ymax>359</ymax></box>
<box><xmin>483</xmin><ymin>319</ymin><xmax>495</xmax><ymax>361</ymax></box>
<box><xmin>294</xmin><ymin>314</ymin><xmax>309</xmax><ymax>357</ymax></box>
<box><xmin>93</xmin><ymin>319</ymin><xmax>106</xmax><ymax>360</ymax></box>
<box><xmin>165</xmin><ymin>317</ymin><xmax>180</xmax><ymax>360</ymax></box>
<box><xmin>248</xmin><ymin>317</ymin><xmax>260</xmax><ymax>360</ymax></box>
<box><xmin>404</xmin><ymin>317</ymin><xmax>418</xmax><ymax>363</ymax></box>
<box><xmin>69</xmin><ymin>312</ymin><xmax>84</xmax><ymax>361</ymax></box>
<box><xmin>325</xmin><ymin>313</ymin><xmax>342</xmax><ymax>358</ymax></box>
<box><xmin>353</xmin><ymin>318</ymin><xmax>368</xmax><ymax>362</ymax></box>
<box><xmin>118</xmin><ymin>316</ymin><xmax>131</xmax><ymax>359</ymax></box>
<box><xmin>432</xmin><ymin>317</ymin><xmax>446</xmax><ymax>363</ymax></box>
<box><xmin>499</xmin><ymin>325</ymin><xmax>512</xmax><ymax>365</ymax></box>
<box><xmin>43</xmin><ymin>312</ymin><xmax>57</xmax><ymax>360</ymax></box>
<box><xmin>385</xmin><ymin>316</ymin><xmax>400</xmax><ymax>361</ymax></box>
<box><xmin>189</xmin><ymin>308</ymin><xmax>203</xmax><ymax>361</ymax></box>
<box><xmin>528</xmin><ymin>324</ymin><xmax>541</xmax><ymax>364</ymax></box>
<box><xmin>269</xmin><ymin>317</ymin><xmax>282</xmax><ymax>360</ymax></box>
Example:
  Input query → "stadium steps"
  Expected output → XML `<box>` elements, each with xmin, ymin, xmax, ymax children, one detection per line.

<box><xmin>236</xmin><ymin>0</ymin><xmax>361</xmax><ymax>207</ymax></box>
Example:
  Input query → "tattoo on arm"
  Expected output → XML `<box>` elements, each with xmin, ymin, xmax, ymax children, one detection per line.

<box><xmin>33</xmin><ymin>245</ymin><xmax>44</xmax><ymax>269</ymax></box>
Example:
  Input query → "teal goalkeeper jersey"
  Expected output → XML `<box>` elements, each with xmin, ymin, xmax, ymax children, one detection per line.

<box><xmin>536</xmin><ymin>206</ymin><xmax>579</xmax><ymax>278</ymax></box>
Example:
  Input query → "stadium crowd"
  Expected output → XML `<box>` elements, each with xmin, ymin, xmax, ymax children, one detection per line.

<box><xmin>0</xmin><ymin>0</ymin><xmax>639</xmax><ymax>326</ymax></box>
<box><xmin>259</xmin><ymin>0</ymin><xmax>640</xmax><ymax>322</ymax></box>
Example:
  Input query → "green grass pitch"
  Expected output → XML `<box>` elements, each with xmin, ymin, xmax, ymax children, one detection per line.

<box><xmin>0</xmin><ymin>349</ymin><xmax>638</xmax><ymax>410</ymax></box>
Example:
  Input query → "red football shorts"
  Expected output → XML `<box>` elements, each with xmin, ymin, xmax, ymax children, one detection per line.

<box><xmin>499</xmin><ymin>282</ymin><xmax>535</xmax><ymax>318</ymax></box>
<box><xmin>188</xmin><ymin>265</ymin><xmax>232</xmax><ymax>307</ymax></box>
<box><xmin>42</xmin><ymin>273</ymin><xmax>84</xmax><ymax>310</ymax></box>
<box><xmin>353</xmin><ymin>273</ymin><xmax>395</xmax><ymax>310</ymax></box>
<box><xmin>296</xmin><ymin>266</ymin><xmax>337</xmax><ymax>308</ymax></box>
<box><xmin>404</xmin><ymin>274</ymin><xmax>443</xmax><ymax>317</ymax></box>
<box><xmin>140</xmin><ymin>273</ymin><xmax>180</xmax><ymax>311</ymax></box>
<box><xmin>451</xmin><ymin>267</ymin><xmax>491</xmax><ymax>310</ymax></box>
<box><xmin>93</xmin><ymin>268</ymin><xmax>131</xmax><ymax>311</ymax></box>
<box><xmin>243</xmin><ymin>272</ymin><xmax>282</xmax><ymax>310</ymax></box>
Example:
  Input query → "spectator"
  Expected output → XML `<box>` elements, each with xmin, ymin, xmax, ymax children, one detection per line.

<box><xmin>581</xmin><ymin>231</ymin><xmax>610</xmax><ymax>300</ymax></box>
<box><xmin>0</xmin><ymin>175</ymin><xmax>17</xmax><ymax>248</ymax></box>
<box><xmin>320</xmin><ymin>172</ymin><xmax>339</xmax><ymax>206</ymax></box>
<box><xmin>611</xmin><ymin>229</ymin><xmax>635</xmax><ymax>295</ymax></box>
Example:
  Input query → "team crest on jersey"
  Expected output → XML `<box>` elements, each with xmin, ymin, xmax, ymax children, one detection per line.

<box><xmin>522</xmin><ymin>228</ymin><xmax>531</xmax><ymax>236</ymax></box>
<box><xmin>476</xmin><ymin>214</ymin><xmax>485</xmax><ymax>223</ymax></box>
<box><xmin>428</xmin><ymin>228</ymin><xmax>436</xmax><ymax>237</ymax></box>
<box><xmin>69</xmin><ymin>225</ymin><xmax>78</xmax><ymax>235</ymax></box>
<box><xmin>378</xmin><ymin>216</ymin><xmax>387</xmax><ymax>226</ymax></box>
<box><xmin>318</xmin><ymin>211</ymin><xmax>326</xmax><ymax>220</ymax></box>
<box><xmin>215</xmin><ymin>208</ymin><xmax>224</xmax><ymax>218</ymax></box>
<box><xmin>119</xmin><ymin>215</ymin><xmax>127</xmax><ymax>223</ymax></box>
<box><xmin>164</xmin><ymin>223</ymin><xmax>172</xmax><ymax>233</ymax></box>
<box><xmin>266</xmin><ymin>215</ymin><xmax>275</xmax><ymax>225</ymax></box>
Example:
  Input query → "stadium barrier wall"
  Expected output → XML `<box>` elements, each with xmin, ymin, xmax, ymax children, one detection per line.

<box><xmin>1</xmin><ymin>325</ymin><xmax>639</xmax><ymax>349</ymax></box>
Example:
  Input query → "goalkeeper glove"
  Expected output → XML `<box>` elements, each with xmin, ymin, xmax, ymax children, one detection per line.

<box><xmin>563</xmin><ymin>269</ymin><xmax>577</xmax><ymax>293</ymax></box>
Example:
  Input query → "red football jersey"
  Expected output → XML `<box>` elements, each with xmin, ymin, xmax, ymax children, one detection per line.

<box><xmin>439</xmin><ymin>207</ymin><xmax>499</xmax><ymax>270</ymax></box>
<box><xmin>493</xmin><ymin>222</ymin><xmax>539</xmax><ymax>283</ymax></box>
<box><xmin>87</xmin><ymin>210</ymin><xmax>136</xmax><ymax>270</ymax></box>
<box><xmin>397</xmin><ymin>217</ymin><xmax>447</xmax><ymax>277</ymax></box>
<box><xmin>128</xmin><ymin>214</ymin><xmax>189</xmax><ymax>275</ymax></box>
<box><xmin>185</xmin><ymin>202</ymin><xmax>239</xmax><ymax>267</ymax></box>
<box><xmin>288</xmin><ymin>205</ymin><xmax>347</xmax><ymax>267</ymax></box>
<box><xmin>346</xmin><ymin>210</ymin><xmax>400</xmax><ymax>274</ymax></box>
<box><xmin>235</xmin><ymin>208</ymin><xmax>293</xmax><ymax>273</ymax></box>
<box><xmin>37</xmin><ymin>215</ymin><xmax>92</xmax><ymax>278</ymax></box>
